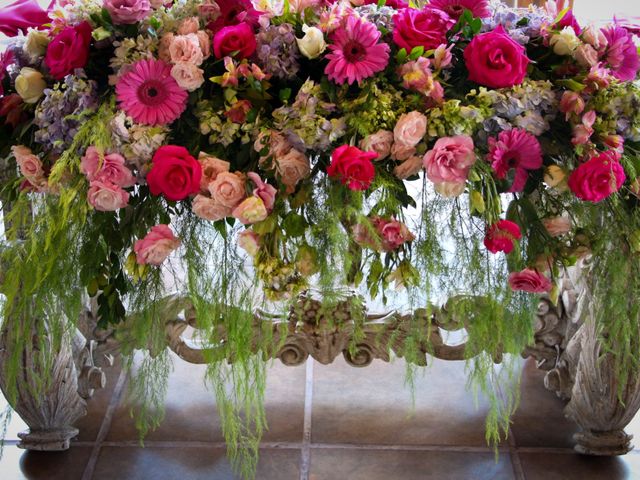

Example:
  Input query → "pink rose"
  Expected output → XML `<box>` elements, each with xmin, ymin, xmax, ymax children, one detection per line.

<box><xmin>178</xmin><ymin>17</ymin><xmax>200</xmax><ymax>35</ymax></box>
<box><xmin>393</xmin><ymin>111</ymin><xmax>427</xmax><ymax>148</ymax></box>
<box><xmin>198</xmin><ymin>153</ymin><xmax>230</xmax><ymax>191</ymax></box>
<box><xmin>359</xmin><ymin>130</ymin><xmax>393</xmax><ymax>161</ymax></box>
<box><xmin>568</xmin><ymin>150</ymin><xmax>626</xmax><ymax>202</ymax></box>
<box><xmin>237</xmin><ymin>230</ymin><xmax>260</xmax><ymax>256</ymax></box>
<box><xmin>169</xmin><ymin>34</ymin><xmax>204</xmax><ymax>65</ymax></box>
<box><xmin>208</xmin><ymin>171</ymin><xmax>246</xmax><ymax>208</ymax></box>
<box><xmin>423</xmin><ymin>135</ymin><xmax>475</xmax><ymax>185</ymax></box>
<box><xmin>103</xmin><ymin>0</ymin><xmax>150</xmax><ymax>25</ymax></box>
<box><xmin>232</xmin><ymin>196</ymin><xmax>268</xmax><ymax>224</ymax></box>
<box><xmin>134</xmin><ymin>224</ymin><xmax>180</xmax><ymax>266</ymax></box>
<box><xmin>393</xmin><ymin>156</ymin><xmax>423</xmax><ymax>180</ymax></box>
<box><xmin>213</xmin><ymin>23</ymin><xmax>257</xmax><ymax>59</ymax></box>
<box><xmin>44</xmin><ymin>21</ymin><xmax>92</xmax><ymax>80</ymax></box>
<box><xmin>276</xmin><ymin>148</ymin><xmax>310</xmax><ymax>193</ymax></box>
<box><xmin>170</xmin><ymin>62</ymin><xmax>204</xmax><ymax>91</ymax></box>
<box><xmin>392</xmin><ymin>7</ymin><xmax>453</xmax><ymax>52</ymax></box>
<box><xmin>374</xmin><ymin>217</ymin><xmax>415</xmax><ymax>252</ymax></box>
<box><xmin>192</xmin><ymin>194</ymin><xmax>231</xmax><ymax>221</ymax></box>
<box><xmin>12</xmin><ymin>145</ymin><xmax>46</xmax><ymax>187</ymax></box>
<box><xmin>463</xmin><ymin>25</ymin><xmax>529</xmax><ymax>89</ymax></box>
<box><xmin>508</xmin><ymin>269</ymin><xmax>552</xmax><ymax>294</ymax></box>
<box><xmin>81</xmin><ymin>146</ymin><xmax>135</xmax><ymax>188</ymax></box>
<box><xmin>87</xmin><ymin>180</ymin><xmax>129</xmax><ymax>211</ymax></box>
<box><xmin>559</xmin><ymin>91</ymin><xmax>585</xmax><ymax>120</ymax></box>
<box><xmin>542</xmin><ymin>217</ymin><xmax>572</xmax><ymax>237</ymax></box>
<box><xmin>247</xmin><ymin>172</ymin><xmax>276</xmax><ymax>211</ymax></box>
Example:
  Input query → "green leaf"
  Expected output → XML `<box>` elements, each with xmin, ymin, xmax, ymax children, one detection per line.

<box><xmin>556</xmin><ymin>79</ymin><xmax>585</xmax><ymax>92</ymax></box>
<box><xmin>409</xmin><ymin>46</ymin><xmax>424</xmax><ymax>60</ymax></box>
<box><xmin>282</xmin><ymin>213</ymin><xmax>307</xmax><ymax>237</ymax></box>
<box><xmin>279</xmin><ymin>88</ymin><xmax>292</xmax><ymax>103</ymax></box>
<box><xmin>396</xmin><ymin>48</ymin><xmax>408</xmax><ymax>63</ymax></box>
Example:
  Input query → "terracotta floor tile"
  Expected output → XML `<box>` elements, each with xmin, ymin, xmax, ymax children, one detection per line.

<box><xmin>106</xmin><ymin>352</ymin><xmax>305</xmax><ymax>443</ymax></box>
<box><xmin>518</xmin><ymin>451</ymin><xmax>640</xmax><ymax>480</ymax></box>
<box><xmin>92</xmin><ymin>446</ymin><xmax>300</xmax><ymax>480</ymax></box>
<box><xmin>311</xmin><ymin>357</ymin><xmax>495</xmax><ymax>446</ymax></box>
<box><xmin>308</xmin><ymin>448</ymin><xmax>516</xmax><ymax>480</ymax></box>
<box><xmin>511</xmin><ymin>358</ymin><xmax>578</xmax><ymax>448</ymax></box>
<box><xmin>0</xmin><ymin>445</ymin><xmax>92</xmax><ymax>480</ymax></box>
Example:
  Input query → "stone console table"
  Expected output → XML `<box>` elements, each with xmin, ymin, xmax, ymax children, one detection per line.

<box><xmin>1</xmin><ymin>261</ymin><xmax>639</xmax><ymax>457</ymax></box>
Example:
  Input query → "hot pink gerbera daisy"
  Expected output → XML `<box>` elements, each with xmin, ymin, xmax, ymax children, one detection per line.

<box><xmin>325</xmin><ymin>15</ymin><xmax>390</xmax><ymax>85</ymax></box>
<box><xmin>116</xmin><ymin>58</ymin><xmax>188</xmax><ymax>126</ymax></box>
<box><xmin>488</xmin><ymin>129</ymin><xmax>543</xmax><ymax>192</ymax></box>
<box><xmin>601</xmin><ymin>25</ymin><xmax>640</xmax><ymax>82</ymax></box>
<box><xmin>429</xmin><ymin>0</ymin><xmax>491</xmax><ymax>19</ymax></box>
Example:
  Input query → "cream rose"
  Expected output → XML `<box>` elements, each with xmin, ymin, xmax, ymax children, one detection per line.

<box><xmin>192</xmin><ymin>194</ymin><xmax>232</xmax><ymax>221</ymax></box>
<box><xmin>208</xmin><ymin>172</ymin><xmax>246</xmax><ymax>208</ymax></box>
<box><xmin>276</xmin><ymin>148</ymin><xmax>310</xmax><ymax>193</ymax></box>
<box><xmin>296</xmin><ymin>25</ymin><xmax>327</xmax><ymax>60</ymax></box>
<box><xmin>24</xmin><ymin>29</ymin><xmax>50</xmax><ymax>61</ymax></box>
<box><xmin>359</xmin><ymin>130</ymin><xmax>393</xmax><ymax>161</ymax></box>
<box><xmin>434</xmin><ymin>181</ymin><xmax>465</xmax><ymax>198</ymax></box>
<box><xmin>169</xmin><ymin>34</ymin><xmax>204</xmax><ymax>66</ymax></box>
<box><xmin>171</xmin><ymin>62</ymin><xmax>204</xmax><ymax>92</ymax></box>
<box><xmin>15</xmin><ymin>67</ymin><xmax>46</xmax><ymax>104</ymax></box>
<box><xmin>550</xmin><ymin>27</ymin><xmax>581</xmax><ymax>56</ymax></box>
<box><xmin>393</xmin><ymin>111</ymin><xmax>427</xmax><ymax>148</ymax></box>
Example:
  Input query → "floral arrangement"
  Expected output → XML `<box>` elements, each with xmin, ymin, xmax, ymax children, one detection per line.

<box><xmin>1</xmin><ymin>0</ymin><xmax>639</xmax><ymax>476</ymax></box>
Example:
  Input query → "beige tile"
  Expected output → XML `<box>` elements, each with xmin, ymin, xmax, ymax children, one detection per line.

<box><xmin>511</xmin><ymin>358</ymin><xmax>578</xmax><ymax>448</ymax></box>
<box><xmin>309</xmin><ymin>448</ymin><xmax>516</xmax><ymax>480</ymax></box>
<box><xmin>0</xmin><ymin>445</ymin><xmax>91</xmax><ymax>480</ymax></box>
<box><xmin>92</xmin><ymin>446</ymin><xmax>300</xmax><ymax>480</ymax></box>
<box><xmin>107</xmin><ymin>352</ymin><xmax>305</xmax><ymax>443</ymax></box>
<box><xmin>311</xmin><ymin>357</ymin><xmax>496</xmax><ymax>446</ymax></box>
<box><xmin>519</xmin><ymin>451</ymin><xmax>640</xmax><ymax>480</ymax></box>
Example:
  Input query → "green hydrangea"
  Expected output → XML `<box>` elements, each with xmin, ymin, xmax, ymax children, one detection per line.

<box><xmin>426</xmin><ymin>100</ymin><xmax>489</xmax><ymax>140</ymax></box>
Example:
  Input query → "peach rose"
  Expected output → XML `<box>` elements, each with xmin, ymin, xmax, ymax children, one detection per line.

<box><xmin>390</xmin><ymin>143</ymin><xmax>416</xmax><ymax>162</ymax></box>
<box><xmin>169</xmin><ymin>34</ymin><xmax>204</xmax><ymax>66</ymax></box>
<box><xmin>12</xmin><ymin>145</ymin><xmax>46</xmax><ymax>187</ymax></box>
<box><xmin>237</xmin><ymin>230</ymin><xmax>260</xmax><ymax>256</ymax></box>
<box><xmin>87</xmin><ymin>180</ymin><xmax>129</xmax><ymax>211</ymax></box>
<box><xmin>192</xmin><ymin>194</ymin><xmax>231</xmax><ymax>221</ymax></box>
<box><xmin>158</xmin><ymin>33</ymin><xmax>174</xmax><ymax>63</ymax></box>
<box><xmin>198</xmin><ymin>153</ymin><xmax>230</xmax><ymax>191</ymax></box>
<box><xmin>542</xmin><ymin>216</ymin><xmax>572</xmax><ymax>237</ymax></box>
<box><xmin>134</xmin><ymin>224</ymin><xmax>180</xmax><ymax>266</ymax></box>
<box><xmin>359</xmin><ymin>130</ymin><xmax>393</xmax><ymax>161</ymax></box>
<box><xmin>393</xmin><ymin>155</ymin><xmax>423</xmax><ymax>180</ymax></box>
<box><xmin>276</xmin><ymin>148</ymin><xmax>310</xmax><ymax>193</ymax></box>
<box><xmin>196</xmin><ymin>31</ymin><xmax>211</xmax><ymax>58</ymax></box>
<box><xmin>170</xmin><ymin>62</ymin><xmax>205</xmax><ymax>92</ymax></box>
<box><xmin>574</xmin><ymin>44</ymin><xmax>598</xmax><ymax>67</ymax></box>
<box><xmin>178</xmin><ymin>17</ymin><xmax>200</xmax><ymax>35</ymax></box>
<box><xmin>232</xmin><ymin>196</ymin><xmax>268</xmax><ymax>224</ymax></box>
<box><xmin>393</xmin><ymin>111</ymin><xmax>427</xmax><ymax>148</ymax></box>
<box><xmin>208</xmin><ymin>171</ymin><xmax>246</xmax><ymax>208</ymax></box>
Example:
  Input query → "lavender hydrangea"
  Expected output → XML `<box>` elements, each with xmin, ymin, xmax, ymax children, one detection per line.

<box><xmin>483</xmin><ymin>2</ymin><xmax>553</xmax><ymax>44</ymax></box>
<box><xmin>354</xmin><ymin>5</ymin><xmax>397</xmax><ymax>32</ymax></box>
<box><xmin>256</xmin><ymin>24</ymin><xmax>300</xmax><ymax>80</ymax></box>
<box><xmin>34</xmin><ymin>71</ymin><xmax>98</xmax><ymax>153</ymax></box>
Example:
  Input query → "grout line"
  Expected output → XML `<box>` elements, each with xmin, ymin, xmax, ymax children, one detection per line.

<box><xmin>97</xmin><ymin>440</ymin><xmax>304</xmax><ymax>449</ymax></box>
<box><xmin>494</xmin><ymin>374</ymin><xmax>526</xmax><ymax>480</ymax></box>
<box><xmin>308</xmin><ymin>443</ymin><xmax>511</xmax><ymax>453</ymax></box>
<box><xmin>81</xmin><ymin>368</ymin><xmax>129</xmax><ymax>480</ymax></box>
<box><xmin>299</xmin><ymin>358</ymin><xmax>314</xmax><ymax>480</ymax></box>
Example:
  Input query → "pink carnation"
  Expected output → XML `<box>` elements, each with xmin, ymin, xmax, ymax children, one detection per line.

<box><xmin>484</xmin><ymin>220</ymin><xmax>522</xmax><ymax>254</ymax></box>
<box><xmin>324</xmin><ymin>14</ymin><xmax>390</xmax><ymax>85</ymax></box>
<box><xmin>488</xmin><ymin>129</ymin><xmax>543</xmax><ymax>192</ymax></box>
<box><xmin>81</xmin><ymin>146</ymin><xmax>135</xmax><ymax>188</ymax></box>
<box><xmin>134</xmin><ymin>224</ymin><xmax>181</xmax><ymax>266</ymax></box>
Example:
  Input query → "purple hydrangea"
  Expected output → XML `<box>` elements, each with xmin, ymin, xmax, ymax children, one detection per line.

<box><xmin>34</xmin><ymin>70</ymin><xmax>98</xmax><ymax>153</ymax></box>
<box><xmin>256</xmin><ymin>24</ymin><xmax>300</xmax><ymax>80</ymax></box>
<box><xmin>483</xmin><ymin>2</ymin><xmax>553</xmax><ymax>44</ymax></box>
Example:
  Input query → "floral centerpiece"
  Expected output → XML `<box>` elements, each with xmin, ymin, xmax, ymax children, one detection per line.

<box><xmin>0</xmin><ymin>0</ymin><xmax>639</xmax><ymax>476</ymax></box>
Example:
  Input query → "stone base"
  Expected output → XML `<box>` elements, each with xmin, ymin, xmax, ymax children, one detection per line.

<box><xmin>17</xmin><ymin>427</ymin><xmax>80</xmax><ymax>451</ymax></box>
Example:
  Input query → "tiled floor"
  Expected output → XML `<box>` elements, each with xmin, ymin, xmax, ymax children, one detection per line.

<box><xmin>2</xmin><ymin>354</ymin><xmax>640</xmax><ymax>479</ymax></box>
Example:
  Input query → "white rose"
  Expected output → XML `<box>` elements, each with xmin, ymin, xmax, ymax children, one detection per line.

<box><xmin>15</xmin><ymin>67</ymin><xmax>46</xmax><ymax>104</ymax></box>
<box><xmin>296</xmin><ymin>25</ymin><xmax>326</xmax><ymax>60</ymax></box>
<box><xmin>171</xmin><ymin>62</ymin><xmax>204</xmax><ymax>92</ymax></box>
<box><xmin>24</xmin><ymin>29</ymin><xmax>50</xmax><ymax>61</ymax></box>
<box><xmin>550</xmin><ymin>28</ymin><xmax>581</xmax><ymax>56</ymax></box>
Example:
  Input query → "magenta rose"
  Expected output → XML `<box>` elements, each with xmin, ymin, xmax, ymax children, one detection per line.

<box><xmin>508</xmin><ymin>269</ymin><xmax>552</xmax><ymax>294</ymax></box>
<box><xmin>326</xmin><ymin>145</ymin><xmax>377</xmax><ymax>191</ymax></box>
<box><xmin>147</xmin><ymin>145</ymin><xmax>202</xmax><ymax>201</ymax></box>
<box><xmin>103</xmin><ymin>0</ymin><xmax>151</xmax><ymax>25</ymax></box>
<box><xmin>213</xmin><ymin>23</ymin><xmax>256</xmax><ymax>59</ymax></box>
<box><xmin>463</xmin><ymin>25</ymin><xmax>529</xmax><ymax>89</ymax></box>
<box><xmin>44</xmin><ymin>21</ymin><xmax>92</xmax><ymax>80</ymax></box>
<box><xmin>134</xmin><ymin>224</ymin><xmax>181</xmax><ymax>266</ymax></box>
<box><xmin>568</xmin><ymin>150</ymin><xmax>626</xmax><ymax>203</ymax></box>
<box><xmin>392</xmin><ymin>7</ymin><xmax>454</xmax><ymax>52</ymax></box>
